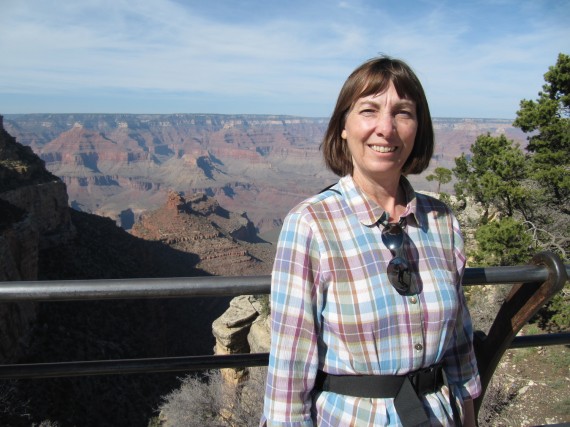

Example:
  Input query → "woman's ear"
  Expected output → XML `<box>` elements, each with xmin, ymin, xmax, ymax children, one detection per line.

<box><xmin>341</xmin><ymin>129</ymin><xmax>347</xmax><ymax>140</ymax></box>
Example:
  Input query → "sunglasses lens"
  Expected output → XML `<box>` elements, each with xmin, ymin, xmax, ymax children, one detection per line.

<box><xmin>387</xmin><ymin>257</ymin><xmax>412</xmax><ymax>294</ymax></box>
<box><xmin>381</xmin><ymin>221</ymin><xmax>416</xmax><ymax>295</ymax></box>
<box><xmin>381</xmin><ymin>223</ymin><xmax>404</xmax><ymax>251</ymax></box>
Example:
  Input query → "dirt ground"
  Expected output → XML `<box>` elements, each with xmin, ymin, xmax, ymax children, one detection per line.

<box><xmin>478</xmin><ymin>327</ymin><xmax>570</xmax><ymax>427</ymax></box>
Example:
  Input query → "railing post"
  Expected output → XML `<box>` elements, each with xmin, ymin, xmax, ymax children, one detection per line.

<box><xmin>472</xmin><ymin>251</ymin><xmax>568</xmax><ymax>417</ymax></box>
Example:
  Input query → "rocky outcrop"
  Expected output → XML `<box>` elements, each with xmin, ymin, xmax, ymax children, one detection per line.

<box><xmin>131</xmin><ymin>190</ymin><xmax>273</xmax><ymax>276</ymax></box>
<box><xmin>1</xmin><ymin>180</ymin><xmax>74</xmax><ymax>248</ymax></box>
<box><xmin>0</xmin><ymin>114</ymin><xmax>75</xmax><ymax>362</ymax></box>
<box><xmin>248</xmin><ymin>312</ymin><xmax>271</xmax><ymax>354</ymax></box>
<box><xmin>212</xmin><ymin>295</ymin><xmax>270</xmax><ymax>384</ymax></box>
<box><xmin>0</xmin><ymin>115</ymin><xmax>75</xmax><ymax>251</ymax></box>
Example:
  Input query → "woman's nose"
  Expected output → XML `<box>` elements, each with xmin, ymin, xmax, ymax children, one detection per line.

<box><xmin>375</xmin><ymin>113</ymin><xmax>395</xmax><ymax>137</ymax></box>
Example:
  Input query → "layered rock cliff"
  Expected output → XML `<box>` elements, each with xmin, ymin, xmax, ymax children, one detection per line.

<box><xmin>4</xmin><ymin>114</ymin><xmax>337</xmax><ymax>234</ymax></box>
<box><xmin>4</xmin><ymin>114</ymin><xmax>527</xmax><ymax>236</ymax></box>
<box><xmin>0</xmin><ymin>114</ymin><xmax>76</xmax><ymax>364</ymax></box>
<box><xmin>0</xmin><ymin>117</ymin><xmax>273</xmax><ymax>426</ymax></box>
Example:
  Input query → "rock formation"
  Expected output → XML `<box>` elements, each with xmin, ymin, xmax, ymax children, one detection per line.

<box><xmin>131</xmin><ymin>190</ymin><xmax>274</xmax><ymax>276</ymax></box>
<box><xmin>3</xmin><ymin>114</ymin><xmax>337</xmax><ymax>235</ymax></box>
<box><xmin>3</xmin><ymin>114</ymin><xmax>527</xmax><ymax>236</ymax></box>
<box><xmin>0</xmin><ymin>117</ymin><xmax>75</xmax><ymax>249</ymax></box>
<box><xmin>0</xmin><ymin>114</ymin><xmax>76</xmax><ymax>363</ymax></box>
<box><xmin>211</xmin><ymin>295</ymin><xmax>270</xmax><ymax>384</ymax></box>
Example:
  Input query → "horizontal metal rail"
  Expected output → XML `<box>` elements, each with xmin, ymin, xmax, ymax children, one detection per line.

<box><xmin>0</xmin><ymin>275</ymin><xmax>271</xmax><ymax>302</ymax></box>
<box><xmin>1</xmin><ymin>333</ymin><xmax>569</xmax><ymax>380</ymax></box>
<box><xmin>509</xmin><ymin>332</ymin><xmax>570</xmax><ymax>349</ymax></box>
<box><xmin>0</xmin><ymin>353</ymin><xmax>271</xmax><ymax>380</ymax></box>
<box><xmin>0</xmin><ymin>261</ymin><xmax>568</xmax><ymax>380</ymax></box>
<box><xmin>1</xmin><ymin>265</ymin><xmax>569</xmax><ymax>302</ymax></box>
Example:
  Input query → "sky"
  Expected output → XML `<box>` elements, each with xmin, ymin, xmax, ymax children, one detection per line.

<box><xmin>0</xmin><ymin>0</ymin><xmax>569</xmax><ymax>119</ymax></box>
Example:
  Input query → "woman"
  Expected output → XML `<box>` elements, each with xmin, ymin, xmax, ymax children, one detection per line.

<box><xmin>262</xmin><ymin>56</ymin><xmax>481</xmax><ymax>426</ymax></box>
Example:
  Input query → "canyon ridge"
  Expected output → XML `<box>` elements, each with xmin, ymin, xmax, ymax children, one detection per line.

<box><xmin>3</xmin><ymin>114</ymin><xmax>526</xmax><ymax>238</ymax></box>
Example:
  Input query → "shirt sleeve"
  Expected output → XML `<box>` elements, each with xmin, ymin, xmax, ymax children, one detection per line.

<box><xmin>442</xmin><ymin>213</ymin><xmax>482</xmax><ymax>401</ymax></box>
<box><xmin>262</xmin><ymin>210</ymin><xmax>320</xmax><ymax>427</ymax></box>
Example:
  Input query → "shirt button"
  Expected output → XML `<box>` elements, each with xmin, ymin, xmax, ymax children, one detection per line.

<box><xmin>409</xmin><ymin>296</ymin><xmax>418</xmax><ymax>304</ymax></box>
<box><xmin>414</xmin><ymin>343</ymin><xmax>423</xmax><ymax>351</ymax></box>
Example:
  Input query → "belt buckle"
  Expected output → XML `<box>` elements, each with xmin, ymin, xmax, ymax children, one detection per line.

<box><xmin>410</xmin><ymin>366</ymin><xmax>439</xmax><ymax>395</ymax></box>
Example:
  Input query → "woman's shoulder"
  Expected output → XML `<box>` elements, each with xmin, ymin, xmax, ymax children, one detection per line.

<box><xmin>286</xmin><ymin>182</ymin><xmax>344</xmax><ymax>219</ymax></box>
<box><xmin>415</xmin><ymin>191</ymin><xmax>453</xmax><ymax>214</ymax></box>
<box><xmin>413</xmin><ymin>192</ymin><xmax>460</xmax><ymax>233</ymax></box>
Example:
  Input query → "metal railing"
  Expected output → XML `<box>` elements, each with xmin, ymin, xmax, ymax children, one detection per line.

<box><xmin>1</xmin><ymin>264</ymin><xmax>567</xmax><ymax>302</ymax></box>
<box><xmin>0</xmin><ymin>251</ymin><xmax>568</xmax><ymax>415</ymax></box>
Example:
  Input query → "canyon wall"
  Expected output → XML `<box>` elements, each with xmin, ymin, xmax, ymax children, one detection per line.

<box><xmin>0</xmin><ymin>115</ymin><xmax>76</xmax><ymax>362</ymax></box>
<box><xmin>3</xmin><ymin>114</ymin><xmax>527</xmax><ymax>236</ymax></box>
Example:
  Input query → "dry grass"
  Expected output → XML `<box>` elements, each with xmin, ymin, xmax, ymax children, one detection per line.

<box><xmin>157</xmin><ymin>368</ymin><xmax>267</xmax><ymax>427</ymax></box>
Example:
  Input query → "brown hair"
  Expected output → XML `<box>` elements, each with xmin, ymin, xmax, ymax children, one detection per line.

<box><xmin>321</xmin><ymin>56</ymin><xmax>434</xmax><ymax>177</ymax></box>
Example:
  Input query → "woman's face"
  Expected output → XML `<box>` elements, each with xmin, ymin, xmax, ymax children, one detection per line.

<box><xmin>342</xmin><ymin>81</ymin><xmax>418</xmax><ymax>185</ymax></box>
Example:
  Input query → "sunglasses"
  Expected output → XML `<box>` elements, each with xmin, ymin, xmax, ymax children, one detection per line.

<box><xmin>380</xmin><ymin>221</ymin><xmax>417</xmax><ymax>295</ymax></box>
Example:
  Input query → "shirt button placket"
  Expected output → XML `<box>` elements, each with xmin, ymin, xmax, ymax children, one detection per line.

<box><xmin>408</xmin><ymin>295</ymin><xmax>424</xmax><ymax>363</ymax></box>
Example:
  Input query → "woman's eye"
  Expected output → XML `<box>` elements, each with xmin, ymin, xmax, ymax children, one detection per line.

<box><xmin>360</xmin><ymin>109</ymin><xmax>376</xmax><ymax>116</ymax></box>
<box><xmin>397</xmin><ymin>110</ymin><xmax>414</xmax><ymax>118</ymax></box>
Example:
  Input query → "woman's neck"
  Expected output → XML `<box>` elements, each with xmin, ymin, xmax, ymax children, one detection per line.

<box><xmin>353</xmin><ymin>173</ymin><xmax>406</xmax><ymax>222</ymax></box>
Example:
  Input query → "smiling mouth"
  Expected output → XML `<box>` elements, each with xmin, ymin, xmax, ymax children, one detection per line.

<box><xmin>369</xmin><ymin>145</ymin><xmax>397</xmax><ymax>153</ymax></box>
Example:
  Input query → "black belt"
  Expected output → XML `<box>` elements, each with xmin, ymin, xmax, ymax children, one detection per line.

<box><xmin>314</xmin><ymin>364</ymin><xmax>461</xmax><ymax>427</ymax></box>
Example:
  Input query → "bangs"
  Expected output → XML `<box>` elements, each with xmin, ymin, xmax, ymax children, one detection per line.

<box><xmin>355</xmin><ymin>69</ymin><xmax>419</xmax><ymax>106</ymax></box>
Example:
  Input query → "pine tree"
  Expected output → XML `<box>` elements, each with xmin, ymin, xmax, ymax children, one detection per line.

<box><xmin>453</xmin><ymin>133</ymin><xmax>530</xmax><ymax>220</ymax></box>
<box><xmin>426</xmin><ymin>167</ymin><xmax>452</xmax><ymax>194</ymax></box>
<box><xmin>513</xmin><ymin>53</ymin><xmax>570</xmax><ymax>209</ymax></box>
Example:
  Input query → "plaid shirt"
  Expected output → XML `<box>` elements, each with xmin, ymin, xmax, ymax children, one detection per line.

<box><xmin>262</xmin><ymin>175</ymin><xmax>481</xmax><ymax>426</ymax></box>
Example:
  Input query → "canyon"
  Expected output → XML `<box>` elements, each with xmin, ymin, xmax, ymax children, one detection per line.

<box><xmin>0</xmin><ymin>116</ymin><xmax>273</xmax><ymax>426</ymax></box>
<box><xmin>0</xmin><ymin>113</ymin><xmax>530</xmax><ymax>426</ymax></box>
<box><xmin>3</xmin><ymin>114</ymin><xmax>527</xmax><ymax>237</ymax></box>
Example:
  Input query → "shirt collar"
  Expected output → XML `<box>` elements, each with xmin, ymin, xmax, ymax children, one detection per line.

<box><xmin>339</xmin><ymin>175</ymin><xmax>423</xmax><ymax>228</ymax></box>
